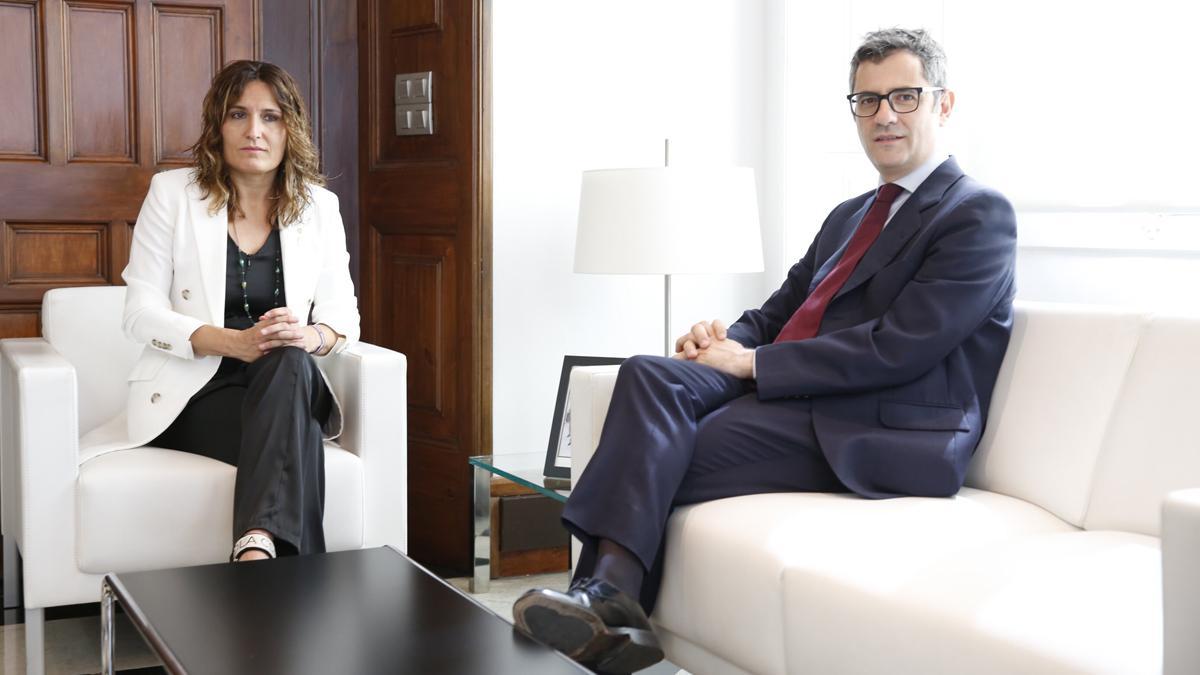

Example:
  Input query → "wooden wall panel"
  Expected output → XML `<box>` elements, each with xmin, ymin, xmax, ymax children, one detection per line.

<box><xmin>4</xmin><ymin>222</ymin><xmax>108</xmax><ymax>284</ymax></box>
<box><xmin>63</xmin><ymin>1</ymin><xmax>136</xmax><ymax>163</ymax></box>
<box><xmin>318</xmin><ymin>0</ymin><xmax>362</xmax><ymax>285</ymax></box>
<box><xmin>154</xmin><ymin>5</ymin><xmax>222</xmax><ymax>163</ymax></box>
<box><xmin>0</xmin><ymin>1</ymin><xmax>44</xmax><ymax>160</ymax></box>
<box><xmin>0</xmin><ymin>308</ymin><xmax>40</xmax><ymax>339</ymax></box>
<box><xmin>258</xmin><ymin>0</ymin><xmax>361</xmax><ymax>283</ymax></box>
<box><xmin>261</xmin><ymin>0</ymin><xmax>317</xmax><ymax>137</ymax></box>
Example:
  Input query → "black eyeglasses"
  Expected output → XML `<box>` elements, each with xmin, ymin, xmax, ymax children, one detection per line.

<box><xmin>846</xmin><ymin>87</ymin><xmax>944</xmax><ymax>118</ymax></box>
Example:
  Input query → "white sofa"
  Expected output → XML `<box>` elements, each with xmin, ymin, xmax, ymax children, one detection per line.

<box><xmin>569</xmin><ymin>302</ymin><xmax>1200</xmax><ymax>675</ymax></box>
<box><xmin>1</xmin><ymin>286</ymin><xmax>408</xmax><ymax>675</ymax></box>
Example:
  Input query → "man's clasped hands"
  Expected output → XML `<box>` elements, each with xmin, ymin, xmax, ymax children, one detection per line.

<box><xmin>673</xmin><ymin>319</ymin><xmax>756</xmax><ymax>380</ymax></box>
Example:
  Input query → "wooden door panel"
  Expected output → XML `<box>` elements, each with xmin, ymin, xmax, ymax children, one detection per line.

<box><xmin>364</xmin><ymin>168</ymin><xmax>460</xmax><ymax>228</ymax></box>
<box><xmin>0</xmin><ymin>0</ymin><xmax>45</xmax><ymax>160</ymax></box>
<box><xmin>362</xmin><ymin>0</ymin><xmax>490</xmax><ymax>573</ymax></box>
<box><xmin>378</xmin><ymin>233</ymin><xmax>457</xmax><ymax>433</ymax></box>
<box><xmin>0</xmin><ymin>0</ymin><xmax>255</xmax><ymax>331</ymax></box>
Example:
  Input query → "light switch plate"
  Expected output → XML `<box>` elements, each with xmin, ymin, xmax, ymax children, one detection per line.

<box><xmin>395</xmin><ymin>103</ymin><xmax>433</xmax><ymax>135</ymax></box>
<box><xmin>395</xmin><ymin>71</ymin><xmax>432</xmax><ymax>104</ymax></box>
<box><xmin>395</xmin><ymin>71</ymin><xmax>433</xmax><ymax>135</ymax></box>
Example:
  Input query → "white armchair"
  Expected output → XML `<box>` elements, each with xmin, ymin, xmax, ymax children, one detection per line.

<box><xmin>1</xmin><ymin>286</ymin><xmax>407</xmax><ymax>675</ymax></box>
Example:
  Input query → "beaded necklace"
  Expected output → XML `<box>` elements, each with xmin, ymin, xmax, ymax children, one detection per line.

<box><xmin>230</xmin><ymin>221</ymin><xmax>282</xmax><ymax>321</ymax></box>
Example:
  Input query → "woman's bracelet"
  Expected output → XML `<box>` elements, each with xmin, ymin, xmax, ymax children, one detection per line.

<box><xmin>310</xmin><ymin>324</ymin><xmax>326</xmax><ymax>354</ymax></box>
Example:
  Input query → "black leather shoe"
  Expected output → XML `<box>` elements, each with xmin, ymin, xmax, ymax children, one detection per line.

<box><xmin>512</xmin><ymin>577</ymin><xmax>664</xmax><ymax>673</ymax></box>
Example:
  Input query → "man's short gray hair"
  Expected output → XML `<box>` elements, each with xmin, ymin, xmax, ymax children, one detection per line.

<box><xmin>849</xmin><ymin>28</ymin><xmax>946</xmax><ymax>93</ymax></box>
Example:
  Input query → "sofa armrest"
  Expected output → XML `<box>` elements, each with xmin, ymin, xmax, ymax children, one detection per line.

<box><xmin>567</xmin><ymin>365</ymin><xmax>621</xmax><ymax>487</ymax></box>
<box><xmin>1163</xmin><ymin>487</ymin><xmax>1200</xmax><ymax>675</ymax></box>
<box><xmin>0</xmin><ymin>338</ymin><xmax>82</xmax><ymax>606</ymax></box>
<box><xmin>317</xmin><ymin>342</ymin><xmax>407</xmax><ymax>551</ymax></box>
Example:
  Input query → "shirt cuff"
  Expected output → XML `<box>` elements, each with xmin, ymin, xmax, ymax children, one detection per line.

<box><xmin>752</xmin><ymin>347</ymin><xmax>757</xmax><ymax>380</ymax></box>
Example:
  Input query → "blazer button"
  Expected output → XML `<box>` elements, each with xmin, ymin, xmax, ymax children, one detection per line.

<box><xmin>151</xmin><ymin>393</ymin><xmax>161</xmax><ymax>403</ymax></box>
<box><xmin>182</xmin><ymin>289</ymin><xmax>191</xmax><ymax>300</ymax></box>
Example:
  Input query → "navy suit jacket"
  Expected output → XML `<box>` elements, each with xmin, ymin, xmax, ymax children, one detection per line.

<box><xmin>726</xmin><ymin>157</ymin><xmax>1016</xmax><ymax>499</ymax></box>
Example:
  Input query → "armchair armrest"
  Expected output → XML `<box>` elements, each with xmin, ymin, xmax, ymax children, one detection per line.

<box><xmin>0</xmin><ymin>338</ymin><xmax>82</xmax><ymax>607</ymax></box>
<box><xmin>317</xmin><ymin>342</ymin><xmax>407</xmax><ymax>551</ymax></box>
<box><xmin>566</xmin><ymin>365</ymin><xmax>621</xmax><ymax>486</ymax></box>
<box><xmin>1163</xmin><ymin>487</ymin><xmax>1200</xmax><ymax>675</ymax></box>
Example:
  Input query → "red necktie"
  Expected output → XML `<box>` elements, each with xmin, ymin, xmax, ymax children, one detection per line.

<box><xmin>773</xmin><ymin>183</ymin><xmax>905</xmax><ymax>343</ymax></box>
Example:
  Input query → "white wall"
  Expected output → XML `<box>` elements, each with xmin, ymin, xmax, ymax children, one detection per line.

<box><xmin>781</xmin><ymin>1</ymin><xmax>1200</xmax><ymax>310</ymax></box>
<box><xmin>492</xmin><ymin>0</ymin><xmax>774</xmax><ymax>454</ymax></box>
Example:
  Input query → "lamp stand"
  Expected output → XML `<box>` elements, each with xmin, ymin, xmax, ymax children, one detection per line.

<box><xmin>664</xmin><ymin>273</ymin><xmax>673</xmax><ymax>357</ymax></box>
<box><xmin>663</xmin><ymin>138</ymin><xmax>672</xmax><ymax>357</ymax></box>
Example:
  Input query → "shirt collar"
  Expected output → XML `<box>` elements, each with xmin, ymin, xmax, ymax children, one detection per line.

<box><xmin>882</xmin><ymin>153</ymin><xmax>950</xmax><ymax>195</ymax></box>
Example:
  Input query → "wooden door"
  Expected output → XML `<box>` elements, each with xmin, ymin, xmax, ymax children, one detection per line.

<box><xmin>0</xmin><ymin>0</ymin><xmax>256</xmax><ymax>337</ymax></box>
<box><xmin>359</xmin><ymin>0</ymin><xmax>491</xmax><ymax>574</ymax></box>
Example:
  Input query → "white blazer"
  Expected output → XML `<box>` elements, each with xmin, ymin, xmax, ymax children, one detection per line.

<box><xmin>117</xmin><ymin>167</ymin><xmax>360</xmax><ymax>447</ymax></box>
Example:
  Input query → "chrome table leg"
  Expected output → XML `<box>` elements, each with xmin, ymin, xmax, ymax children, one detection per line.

<box><xmin>470</xmin><ymin>464</ymin><xmax>491</xmax><ymax>593</ymax></box>
<box><xmin>101</xmin><ymin>578</ymin><xmax>116</xmax><ymax>675</ymax></box>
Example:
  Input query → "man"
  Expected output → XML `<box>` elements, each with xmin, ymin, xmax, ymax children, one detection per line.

<box><xmin>514</xmin><ymin>28</ymin><xmax>1016</xmax><ymax>674</ymax></box>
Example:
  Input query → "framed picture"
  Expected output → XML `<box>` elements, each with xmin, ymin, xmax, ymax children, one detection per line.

<box><xmin>544</xmin><ymin>355</ymin><xmax>626</xmax><ymax>480</ymax></box>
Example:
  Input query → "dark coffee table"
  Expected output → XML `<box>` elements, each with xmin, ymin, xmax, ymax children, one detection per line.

<box><xmin>99</xmin><ymin>546</ymin><xmax>590</xmax><ymax>674</ymax></box>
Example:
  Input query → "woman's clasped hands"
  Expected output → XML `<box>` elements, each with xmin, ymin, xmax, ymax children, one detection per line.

<box><xmin>229</xmin><ymin>307</ymin><xmax>318</xmax><ymax>362</ymax></box>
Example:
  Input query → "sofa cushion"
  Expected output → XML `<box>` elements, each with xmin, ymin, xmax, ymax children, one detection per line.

<box><xmin>967</xmin><ymin>303</ymin><xmax>1146</xmax><ymax>527</ymax></box>
<box><xmin>653</xmin><ymin>488</ymin><xmax>1075</xmax><ymax>675</ymax></box>
<box><xmin>781</xmin><ymin>529</ymin><xmax>1161</xmax><ymax>674</ymax></box>
<box><xmin>77</xmin><ymin>443</ymin><xmax>364</xmax><ymax>573</ymax></box>
<box><xmin>1085</xmin><ymin>315</ymin><xmax>1200</xmax><ymax>536</ymax></box>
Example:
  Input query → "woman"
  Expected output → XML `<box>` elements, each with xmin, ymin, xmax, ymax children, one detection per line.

<box><xmin>121</xmin><ymin>60</ymin><xmax>359</xmax><ymax>562</ymax></box>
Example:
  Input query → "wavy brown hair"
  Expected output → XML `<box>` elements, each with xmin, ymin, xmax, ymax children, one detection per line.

<box><xmin>189</xmin><ymin>60</ymin><xmax>324</xmax><ymax>226</ymax></box>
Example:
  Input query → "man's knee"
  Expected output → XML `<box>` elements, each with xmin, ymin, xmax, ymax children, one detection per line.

<box><xmin>619</xmin><ymin>354</ymin><xmax>674</xmax><ymax>382</ymax></box>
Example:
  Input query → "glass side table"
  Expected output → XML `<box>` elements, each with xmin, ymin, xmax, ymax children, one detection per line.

<box><xmin>469</xmin><ymin>453</ymin><xmax>570</xmax><ymax>593</ymax></box>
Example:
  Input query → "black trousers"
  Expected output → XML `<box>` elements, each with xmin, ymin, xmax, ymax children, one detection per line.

<box><xmin>561</xmin><ymin>355</ymin><xmax>847</xmax><ymax>613</ymax></box>
<box><xmin>151</xmin><ymin>346</ymin><xmax>334</xmax><ymax>556</ymax></box>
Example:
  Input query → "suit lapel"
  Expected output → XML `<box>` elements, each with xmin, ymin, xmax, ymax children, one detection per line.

<box><xmin>833</xmin><ymin>157</ymin><xmax>966</xmax><ymax>302</ymax></box>
<box><xmin>188</xmin><ymin>181</ymin><xmax>228</xmax><ymax>327</ymax></box>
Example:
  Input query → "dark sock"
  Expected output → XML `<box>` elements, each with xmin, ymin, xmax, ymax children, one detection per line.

<box><xmin>592</xmin><ymin>538</ymin><xmax>645</xmax><ymax>600</ymax></box>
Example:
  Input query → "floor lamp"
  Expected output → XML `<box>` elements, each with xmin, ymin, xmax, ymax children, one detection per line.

<box><xmin>574</xmin><ymin>160</ymin><xmax>764</xmax><ymax>356</ymax></box>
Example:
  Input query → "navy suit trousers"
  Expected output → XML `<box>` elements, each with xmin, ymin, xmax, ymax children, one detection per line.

<box><xmin>562</xmin><ymin>354</ymin><xmax>846</xmax><ymax>613</ymax></box>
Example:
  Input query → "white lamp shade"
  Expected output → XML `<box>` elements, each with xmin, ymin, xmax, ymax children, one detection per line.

<box><xmin>574</xmin><ymin>167</ymin><xmax>764</xmax><ymax>275</ymax></box>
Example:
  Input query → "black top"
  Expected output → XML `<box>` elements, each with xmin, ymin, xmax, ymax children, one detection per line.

<box><xmin>225</xmin><ymin>229</ymin><xmax>286</xmax><ymax>330</ymax></box>
<box><xmin>104</xmin><ymin>547</ymin><xmax>591</xmax><ymax>675</ymax></box>
<box><xmin>211</xmin><ymin>230</ymin><xmax>287</xmax><ymax>379</ymax></box>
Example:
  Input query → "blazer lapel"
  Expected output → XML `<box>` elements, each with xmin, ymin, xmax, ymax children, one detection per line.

<box><xmin>833</xmin><ymin>157</ymin><xmax>966</xmax><ymax>302</ymax></box>
<box><xmin>188</xmin><ymin>182</ymin><xmax>228</xmax><ymax>327</ymax></box>
<box><xmin>279</xmin><ymin>206</ymin><xmax>313</xmax><ymax>321</ymax></box>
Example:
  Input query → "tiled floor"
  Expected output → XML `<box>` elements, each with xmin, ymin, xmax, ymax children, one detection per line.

<box><xmin>1</xmin><ymin>571</ymin><xmax>684</xmax><ymax>674</ymax></box>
